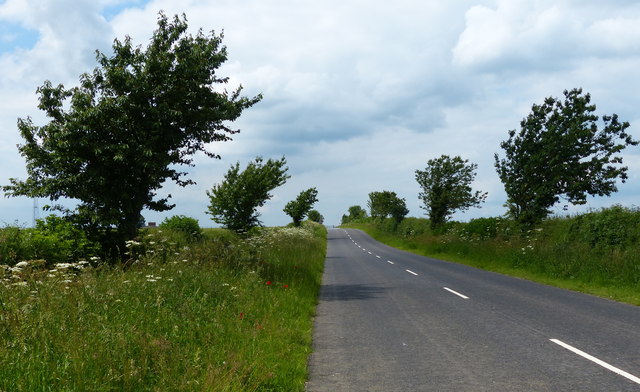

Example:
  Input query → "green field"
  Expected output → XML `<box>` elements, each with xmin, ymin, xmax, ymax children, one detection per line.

<box><xmin>0</xmin><ymin>222</ymin><xmax>326</xmax><ymax>391</ymax></box>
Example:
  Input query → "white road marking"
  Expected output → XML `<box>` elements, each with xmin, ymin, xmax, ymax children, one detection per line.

<box><xmin>406</xmin><ymin>270</ymin><xmax>418</xmax><ymax>276</ymax></box>
<box><xmin>443</xmin><ymin>287</ymin><xmax>469</xmax><ymax>299</ymax></box>
<box><xmin>387</xmin><ymin>261</ymin><xmax>394</xmax><ymax>264</ymax></box>
<box><xmin>376</xmin><ymin>255</ymin><xmax>381</xmax><ymax>259</ymax></box>
<box><xmin>368</xmin><ymin>252</ymin><xmax>372</xmax><ymax>255</ymax></box>
<box><xmin>550</xmin><ymin>339</ymin><xmax>640</xmax><ymax>385</ymax></box>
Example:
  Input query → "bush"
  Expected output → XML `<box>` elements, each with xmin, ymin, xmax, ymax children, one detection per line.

<box><xmin>568</xmin><ymin>205</ymin><xmax>640</xmax><ymax>248</ymax></box>
<box><xmin>463</xmin><ymin>217</ymin><xmax>505</xmax><ymax>239</ymax></box>
<box><xmin>160</xmin><ymin>215</ymin><xmax>203</xmax><ymax>240</ymax></box>
<box><xmin>0</xmin><ymin>216</ymin><xmax>100</xmax><ymax>266</ymax></box>
<box><xmin>395</xmin><ymin>217</ymin><xmax>430</xmax><ymax>238</ymax></box>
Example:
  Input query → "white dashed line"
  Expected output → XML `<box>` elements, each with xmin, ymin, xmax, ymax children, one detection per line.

<box><xmin>550</xmin><ymin>339</ymin><xmax>640</xmax><ymax>385</ymax></box>
<box><xmin>376</xmin><ymin>255</ymin><xmax>381</xmax><ymax>259</ymax></box>
<box><xmin>368</xmin><ymin>252</ymin><xmax>372</xmax><ymax>255</ymax></box>
<box><xmin>406</xmin><ymin>270</ymin><xmax>418</xmax><ymax>276</ymax></box>
<box><xmin>387</xmin><ymin>261</ymin><xmax>394</xmax><ymax>265</ymax></box>
<box><xmin>443</xmin><ymin>287</ymin><xmax>469</xmax><ymax>299</ymax></box>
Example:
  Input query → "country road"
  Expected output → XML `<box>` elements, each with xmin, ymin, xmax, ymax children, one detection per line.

<box><xmin>306</xmin><ymin>228</ymin><xmax>640</xmax><ymax>391</ymax></box>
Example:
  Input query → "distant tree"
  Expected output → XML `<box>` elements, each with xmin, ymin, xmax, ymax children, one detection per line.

<box><xmin>495</xmin><ymin>88</ymin><xmax>638</xmax><ymax>226</ymax></box>
<box><xmin>307</xmin><ymin>209</ymin><xmax>324</xmax><ymax>224</ymax></box>
<box><xmin>415</xmin><ymin>155</ymin><xmax>487</xmax><ymax>230</ymax></box>
<box><xmin>207</xmin><ymin>157</ymin><xmax>289</xmax><ymax>232</ymax></box>
<box><xmin>341</xmin><ymin>205</ymin><xmax>368</xmax><ymax>224</ymax></box>
<box><xmin>284</xmin><ymin>188</ymin><xmax>319</xmax><ymax>226</ymax></box>
<box><xmin>367</xmin><ymin>191</ymin><xmax>408</xmax><ymax>223</ymax></box>
<box><xmin>2</xmin><ymin>13</ymin><xmax>261</xmax><ymax>250</ymax></box>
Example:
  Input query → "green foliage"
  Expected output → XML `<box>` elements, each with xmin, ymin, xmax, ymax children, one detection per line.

<box><xmin>415</xmin><ymin>155</ymin><xmax>487</xmax><ymax>230</ymax></box>
<box><xmin>341</xmin><ymin>205</ymin><xmax>368</xmax><ymax>224</ymax></box>
<box><xmin>283</xmin><ymin>188</ymin><xmax>319</xmax><ymax>226</ymax></box>
<box><xmin>367</xmin><ymin>191</ymin><xmax>409</xmax><ymax>223</ymax></box>
<box><xmin>0</xmin><ymin>224</ymin><xmax>327</xmax><ymax>391</ymax></box>
<box><xmin>207</xmin><ymin>157</ymin><xmax>289</xmax><ymax>232</ymax></box>
<box><xmin>462</xmin><ymin>217</ymin><xmax>509</xmax><ymax>240</ymax></box>
<box><xmin>0</xmin><ymin>216</ymin><xmax>100</xmax><ymax>266</ymax></box>
<box><xmin>495</xmin><ymin>88</ymin><xmax>638</xmax><ymax>226</ymax></box>
<box><xmin>159</xmin><ymin>215</ymin><xmax>202</xmax><ymax>240</ymax></box>
<box><xmin>2</xmin><ymin>13</ymin><xmax>261</xmax><ymax>246</ymax></box>
<box><xmin>307</xmin><ymin>209</ymin><xmax>324</xmax><ymax>224</ymax></box>
<box><xmin>568</xmin><ymin>205</ymin><xmax>640</xmax><ymax>248</ymax></box>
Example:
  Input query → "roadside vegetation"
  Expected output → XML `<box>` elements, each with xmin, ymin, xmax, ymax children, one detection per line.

<box><xmin>0</xmin><ymin>221</ymin><xmax>326</xmax><ymax>391</ymax></box>
<box><xmin>342</xmin><ymin>206</ymin><xmax>640</xmax><ymax>305</ymax></box>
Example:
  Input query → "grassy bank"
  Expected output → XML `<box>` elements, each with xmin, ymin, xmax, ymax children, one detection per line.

<box><xmin>0</xmin><ymin>222</ymin><xmax>326</xmax><ymax>391</ymax></box>
<box><xmin>344</xmin><ymin>208</ymin><xmax>640</xmax><ymax>306</ymax></box>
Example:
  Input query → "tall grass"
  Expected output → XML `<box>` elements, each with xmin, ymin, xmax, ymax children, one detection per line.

<box><xmin>0</xmin><ymin>222</ymin><xmax>326</xmax><ymax>391</ymax></box>
<box><xmin>346</xmin><ymin>206</ymin><xmax>640</xmax><ymax>305</ymax></box>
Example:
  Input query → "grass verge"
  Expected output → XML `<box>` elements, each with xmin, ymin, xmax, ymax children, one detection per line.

<box><xmin>345</xmin><ymin>222</ymin><xmax>640</xmax><ymax>306</ymax></box>
<box><xmin>0</xmin><ymin>222</ymin><xmax>326</xmax><ymax>391</ymax></box>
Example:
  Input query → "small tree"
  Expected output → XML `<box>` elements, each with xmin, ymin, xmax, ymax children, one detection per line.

<box><xmin>367</xmin><ymin>191</ymin><xmax>408</xmax><ymax>223</ymax></box>
<box><xmin>2</xmin><ymin>13</ymin><xmax>261</xmax><ymax>249</ymax></box>
<box><xmin>284</xmin><ymin>188</ymin><xmax>319</xmax><ymax>226</ymax></box>
<box><xmin>415</xmin><ymin>155</ymin><xmax>487</xmax><ymax>230</ymax></box>
<box><xmin>307</xmin><ymin>210</ymin><xmax>324</xmax><ymax>224</ymax></box>
<box><xmin>207</xmin><ymin>157</ymin><xmax>289</xmax><ymax>232</ymax></box>
<box><xmin>341</xmin><ymin>205</ymin><xmax>368</xmax><ymax>224</ymax></box>
<box><xmin>495</xmin><ymin>88</ymin><xmax>638</xmax><ymax>226</ymax></box>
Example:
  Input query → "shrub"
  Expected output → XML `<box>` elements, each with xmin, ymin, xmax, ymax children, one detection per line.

<box><xmin>160</xmin><ymin>215</ymin><xmax>203</xmax><ymax>240</ymax></box>
<box><xmin>568</xmin><ymin>205</ymin><xmax>640</xmax><ymax>248</ymax></box>
<box><xmin>463</xmin><ymin>217</ymin><xmax>504</xmax><ymax>239</ymax></box>
<box><xmin>0</xmin><ymin>216</ymin><xmax>100</xmax><ymax>266</ymax></box>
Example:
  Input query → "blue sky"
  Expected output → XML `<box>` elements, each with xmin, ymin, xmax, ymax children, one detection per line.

<box><xmin>1</xmin><ymin>0</ymin><xmax>640</xmax><ymax>227</ymax></box>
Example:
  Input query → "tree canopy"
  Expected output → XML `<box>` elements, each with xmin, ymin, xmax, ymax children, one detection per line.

<box><xmin>495</xmin><ymin>88</ymin><xmax>638</xmax><ymax>226</ymax></box>
<box><xmin>2</xmin><ymin>13</ymin><xmax>261</xmax><ymax>246</ymax></box>
<box><xmin>415</xmin><ymin>155</ymin><xmax>487</xmax><ymax>229</ymax></box>
<box><xmin>207</xmin><ymin>157</ymin><xmax>289</xmax><ymax>232</ymax></box>
<box><xmin>341</xmin><ymin>205</ymin><xmax>368</xmax><ymax>224</ymax></box>
<box><xmin>283</xmin><ymin>188</ymin><xmax>319</xmax><ymax>226</ymax></box>
<box><xmin>367</xmin><ymin>191</ymin><xmax>408</xmax><ymax>223</ymax></box>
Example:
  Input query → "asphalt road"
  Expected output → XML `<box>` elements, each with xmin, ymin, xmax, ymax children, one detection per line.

<box><xmin>306</xmin><ymin>228</ymin><xmax>640</xmax><ymax>391</ymax></box>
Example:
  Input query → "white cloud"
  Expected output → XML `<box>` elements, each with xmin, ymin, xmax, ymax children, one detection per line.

<box><xmin>1</xmin><ymin>0</ymin><xmax>640</xmax><ymax>227</ymax></box>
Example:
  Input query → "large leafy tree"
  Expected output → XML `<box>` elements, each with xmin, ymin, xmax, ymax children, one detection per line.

<box><xmin>367</xmin><ymin>191</ymin><xmax>408</xmax><ymax>223</ymax></box>
<box><xmin>283</xmin><ymin>188</ymin><xmax>319</xmax><ymax>226</ymax></box>
<box><xmin>495</xmin><ymin>88</ymin><xmax>638</xmax><ymax>226</ymax></box>
<box><xmin>2</xmin><ymin>13</ymin><xmax>261</xmax><ymax>246</ymax></box>
<box><xmin>207</xmin><ymin>157</ymin><xmax>289</xmax><ymax>232</ymax></box>
<box><xmin>415</xmin><ymin>155</ymin><xmax>487</xmax><ymax>230</ymax></box>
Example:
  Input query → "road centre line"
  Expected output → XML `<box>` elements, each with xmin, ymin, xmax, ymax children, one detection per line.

<box><xmin>550</xmin><ymin>339</ymin><xmax>640</xmax><ymax>385</ymax></box>
<box><xmin>406</xmin><ymin>270</ymin><xmax>418</xmax><ymax>276</ymax></box>
<box><xmin>376</xmin><ymin>255</ymin><xmax>381</xmax><ymax>259</ymax></box>
<box><xmin>368</xmin><ymin>252</ymin><xmax>372</xmax><ymax>255</ymax></box>
<box><xmin>443</xmin><ymin>287</ymin><xmax>469</xmax><ymax>299</ymax></box>
<box><xmin>387</xmin><ymin>261</ymin><xmax>394</xmax><ymax>264</ymax></box>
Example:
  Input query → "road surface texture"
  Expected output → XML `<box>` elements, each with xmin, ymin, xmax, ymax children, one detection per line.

<box><xmin>306</xmin><ymin>228</ymin><xmax>640</xmax><ymax>391</ymax></box>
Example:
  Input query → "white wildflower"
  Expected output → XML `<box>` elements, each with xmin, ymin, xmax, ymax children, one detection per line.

<box><xmin>15</xmin><ymin>261</ymin><xmax>29</xmax><ymax>268</ymax></box>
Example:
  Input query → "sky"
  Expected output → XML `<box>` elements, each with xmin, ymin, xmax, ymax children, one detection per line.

<box><xmin>1</xmin><ymin>0</ymin><xmax>640</xmax><ymax>228</ymax></box>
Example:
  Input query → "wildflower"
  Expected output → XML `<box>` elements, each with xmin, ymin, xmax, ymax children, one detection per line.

<box><xmin>15</xmin><ymin>261</ymin><xmax>29</xmax><ymax>268</ymax></box>
<box><xmin>266</xmin><ymin>281</ymin><xmax>271</xmax><ymax>285</ymax></box>
<box><xmin>12</xmin><ymin>281</ymin><xmax>27</xmax><ymax>287</ymax></box>
<box><xmin>283</xmin><ymin>284</ymin><xmax>289</xmax><ymax>288</ymax></box>
<box><xmin>238</xmin><ymin>312</ymin><xmax>245</xmax><ymax>320</ymax></box>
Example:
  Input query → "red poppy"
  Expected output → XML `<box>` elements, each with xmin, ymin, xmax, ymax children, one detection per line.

<box><xmin>238</xmin><ymin>312</ymin><xmax>245</xmax><ymax>320</ymax></box>
<box><xmin>283</xmin><ymin>284</ymin><xmax>289</xmax><ymax>288</ymax></box>
<box><xmin>266</xmin><ymin>281</ymin><xmax>271</xmax><ymax>285</ymax></box>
